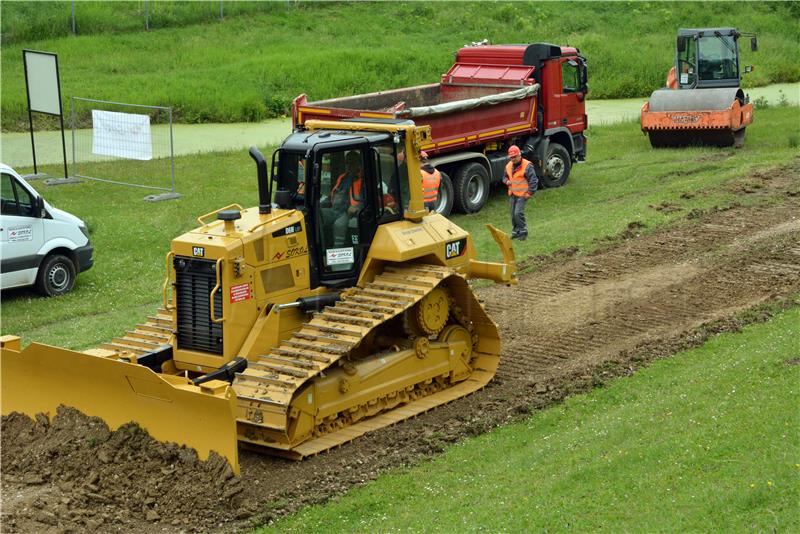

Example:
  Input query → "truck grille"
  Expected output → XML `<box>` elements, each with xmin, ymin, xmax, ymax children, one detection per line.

<box><xmin>174</xmin><ymin>257</ymin><xmax>223</xmax><ymax>355</ymax></box>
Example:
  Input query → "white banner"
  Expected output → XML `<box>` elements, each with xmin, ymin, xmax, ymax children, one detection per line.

<box><xmin>92</xmin><ymin>109</ymin><xmax>152</xmax><ymax>161</ymax></box>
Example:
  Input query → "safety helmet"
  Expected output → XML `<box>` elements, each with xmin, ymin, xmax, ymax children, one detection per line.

<box><xmin>507</xmin><ymin>145</ymin><xmax>521</xmax><ymax>157</ymax></box>
<box><xmin>420</xmin><ymin>151</ymin><xmax>429</xmax><ymax>159</ymax></box>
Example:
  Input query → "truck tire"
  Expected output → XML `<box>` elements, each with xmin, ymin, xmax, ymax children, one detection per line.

<box><xmin>35</xmin><ymin>254</ymin><xmax>76</xmax><ymax>297</ymax></box>
<box><xmin>453</xmin><ymin>162</ymin><xmax>490</xmax><ymax>213</ymax></box>
<box><xmin>433</xmin><ymin>172</ymin><xmax>454</xmax><ymax>217</ymax></box>
<box><xmin>540</xmin><ymin>143</ymin><xmax>571</xmax><ymax>188</ymax></box>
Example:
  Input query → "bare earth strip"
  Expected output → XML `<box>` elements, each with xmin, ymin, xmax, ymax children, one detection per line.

<box><xmin>1</xmin><ymin>161</ymin><xmax>798</xmax><ymax>532</ymax></box>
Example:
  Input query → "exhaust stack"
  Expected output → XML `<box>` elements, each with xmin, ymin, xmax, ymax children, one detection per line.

<box><xmin>249</xmin><ymin>146</ymin><xmax>271</xmax><ymax>214</ymax></box>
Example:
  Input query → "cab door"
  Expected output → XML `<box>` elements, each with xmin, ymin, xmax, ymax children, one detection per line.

<box><xmin>559</xmin><ymin>57</ymin><xmax>586</xmax><ymax>133</ymax></box>
<box><xmin>0</xmin><ymin>172</ymin><xmax>45</xmax><ymax>288</ymax></box>
<box><xmin>313</xmin><ymin>146</ymin><xmax>377</xmax><ymax>287</ymax></box>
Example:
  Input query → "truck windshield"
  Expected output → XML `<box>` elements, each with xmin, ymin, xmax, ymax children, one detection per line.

<box><xmin>697</xmin><ymin>35</ymin><xmax>738</xmax><ymax>81</ymax></box>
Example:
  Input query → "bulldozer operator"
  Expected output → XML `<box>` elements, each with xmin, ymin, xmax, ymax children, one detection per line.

<box><xmin>324</xmin><ymin>150</ymin><xmax>365</xmax><ymax>246</ymax></box>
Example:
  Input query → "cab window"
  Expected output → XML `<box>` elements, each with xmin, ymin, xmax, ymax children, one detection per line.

<box><xmin>372</xmin><ymin>141</ymin><xmax>402</xmax><ymax>222</ymax></box>
<box><xmin>677</xmin><ymin>37</ymin><xmax>697</xmax><ymax>88</ymax></box>
<box><xmin>1</xmin><ymin>173</ymin><xmax>35</xmax><ymax>217</ymax></box>
<box><xmin>562</xmin><ymin>60</ymin><xmax>580</xmax><ymax>93</ymax></box>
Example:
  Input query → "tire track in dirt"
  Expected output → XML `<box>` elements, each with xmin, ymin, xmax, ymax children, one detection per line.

<box><xmin>2</xmin><ymin>162</ymin><xmax>798</xmax><ymax>533</ymax></box>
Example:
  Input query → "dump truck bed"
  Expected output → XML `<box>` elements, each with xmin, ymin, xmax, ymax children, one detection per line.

<box><xmin>293</xmin><ymin>61</ymin><xmax>540</xmax><ymax>156</ymax></box>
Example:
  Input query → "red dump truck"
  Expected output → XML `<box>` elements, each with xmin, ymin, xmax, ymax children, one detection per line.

<box><xmin>293</xmin><ymin>42</ymin><xmax>588</xmax><ymax>215</ymax></box>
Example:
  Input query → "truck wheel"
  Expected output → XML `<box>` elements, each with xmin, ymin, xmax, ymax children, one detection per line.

<box><xmin>35</xmin><ymin>254</ymin><xmax>76</xmax><ymax>297</ymax></box>
<box><xmin>433</xmin><ymin>172</ymin><xmax>454</xmax><ymax>217</ymax></box>
<box><xmin>453</xmin><ymin>163</ymin><xmax>489</xmax><ymax>213</ymax></box>
<box><xmin>540</xmin><ymin>143</ymin><xmax>571</xmax><ymax>188</ymax></box>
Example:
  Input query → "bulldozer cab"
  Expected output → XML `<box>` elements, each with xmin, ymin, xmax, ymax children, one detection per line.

<box><xmin>675</xmin><ymin>28</ymin><xmax>750</xmax><ymax>90</ymax></box>
<box><xmin>275</xmin><ymin>129</ymin><xmax>406</xmax><ymax>289</ymax></box>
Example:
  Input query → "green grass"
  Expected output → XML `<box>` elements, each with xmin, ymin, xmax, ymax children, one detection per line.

<box><xmin>2</xmin><ymin>1</ymin><xmax>798</xmax><ymax>130</ymax></box>
<box><xmin>2</xmin><ymin>106</ymin><xmax>798</xmax><ymax>349</ymax></box>
<box><xmin>259</xmin><ymin>304</ymin><xmax>800</xmax><ymax>533</ymax></box>
<box><xmin>455</xmin><ymin>106</ymin><xmax>800</xmax><ymax>263</ymax></box>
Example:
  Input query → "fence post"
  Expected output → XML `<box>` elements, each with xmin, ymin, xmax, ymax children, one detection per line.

<box><xmin>169</xmin><ymin>107</ymin><xmax>176</xmax><ymax>194</ymax></box>
<box><xmin>70</xmin><ymin>97</ymin><xmax>76</xmax><ymax>170</ymax></box>
<box><xmin>145</xmin><ymin>0</ymin><xmax>150</xmax><ymax>31</ymax></box>
<box><xmin>72</xmin><ymin>0</ymin><xmax>76</xmax><ymax>35</ymax></box>
<box><xmin>220</xmin><ymin>1</ymin><xmax>224</xmax><ymax>20</ymax></box>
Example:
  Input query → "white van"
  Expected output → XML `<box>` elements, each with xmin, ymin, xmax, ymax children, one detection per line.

<box><xmin>0</xmin><ymin>163</ymin><xmax>93</xmax><ymax>296</ymax></box>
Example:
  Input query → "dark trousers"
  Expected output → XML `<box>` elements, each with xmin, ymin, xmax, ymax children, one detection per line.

<box><xmin>509</xmin><ymin>196</ymin><xmax>528</xmax><ymax>237</ymax></box>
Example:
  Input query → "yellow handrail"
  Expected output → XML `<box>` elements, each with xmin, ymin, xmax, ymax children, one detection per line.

<box><xmin>209</xmin><ymin>258</ymin><xmax>225</xmax><ymax>323</ymax></box>
<box><xmin>197</xmin><ymin>204</ymin><xmax>244</xmax><ymax>226</ymax></box>
<box><xmin>162</xmin><ymin>251</ymin><xmax>176</xmax><ymax>311</ymax></box>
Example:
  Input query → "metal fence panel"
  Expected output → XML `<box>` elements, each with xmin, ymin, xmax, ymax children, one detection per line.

<box><xmin>70</xmin><ymin>96</ymin><xmax>179</xmax><ymax>201</ymax></box>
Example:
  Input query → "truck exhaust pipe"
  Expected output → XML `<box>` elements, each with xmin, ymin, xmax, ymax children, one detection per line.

<box><xmin>249</xmin><ymin>146</ymin><xmax>271</xmax><ymax>214</ymax></box>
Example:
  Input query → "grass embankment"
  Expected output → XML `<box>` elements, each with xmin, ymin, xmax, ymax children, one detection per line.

<box><xmin>2</xmin><ymin>1</ymin><xmax>798</xmax><ymax>129</ymax></box>
<box><xmin>259</xmin><ymin>304</ymin><xmax>800</xmax><ymax>533</ymax></box>
<box><xmin>2</xmin><ymin>106</ymin><xmax>798</xmax><ymax>350</ymax></box>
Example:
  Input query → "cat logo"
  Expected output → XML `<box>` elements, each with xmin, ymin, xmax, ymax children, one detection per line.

<box><xmin>445</xmin><ymin>238</ymin><xmax>467</xmax><ymax>259</ymax></box>
<box><xmin>192</xmin><ymin>246</ymin><xmax>205</xmax><ymax>257</ymax></box>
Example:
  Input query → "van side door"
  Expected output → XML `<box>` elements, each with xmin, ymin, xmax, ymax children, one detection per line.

<box><xmin>0</xmin><ymin>172</ymin><xmax>45</xmax><ymax>288</ymax></box>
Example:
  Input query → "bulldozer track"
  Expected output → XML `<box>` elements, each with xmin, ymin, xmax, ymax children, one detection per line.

<box><xmin>232</xmin><ymin>263</ymin><xmax>498</xmax><ymax>456</ymax></box>
<box><xmin>96</xmin><ymin>310</ymin><xmax>173</xmax><ymax>356</ymax></box>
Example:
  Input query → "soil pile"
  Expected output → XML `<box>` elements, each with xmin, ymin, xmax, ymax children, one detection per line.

<box><xmin>1</xmin><ymin>408</ymin><xmax>250</xmax><ymax>532</ymax></box>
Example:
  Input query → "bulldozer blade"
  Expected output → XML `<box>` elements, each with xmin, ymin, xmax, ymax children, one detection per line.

<box><xmin>0</xmin><ymin>336</ymin><xmax>240</xmax><ymax>474</ymax></box>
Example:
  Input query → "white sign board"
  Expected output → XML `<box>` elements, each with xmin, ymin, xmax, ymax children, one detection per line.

<box><xmin>23</xmin><ymin>51</ymin><xmax>61</xmax><ymax>116</ymax></box>
<box><xmin>92</xmin><ymin>109</ymin><xmax>153</xmax><ymax>161</ymax></box>
<box><xmin>326</xmin><ymin>247</ymin><xmax>354</xmax><ymax>266</ymax></box>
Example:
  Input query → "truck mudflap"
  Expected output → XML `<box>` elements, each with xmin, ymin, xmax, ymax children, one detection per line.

<box><xmin>0</xmin><ymin>336</ymin><xmax>240</xmax><ymax>474</ymax></box>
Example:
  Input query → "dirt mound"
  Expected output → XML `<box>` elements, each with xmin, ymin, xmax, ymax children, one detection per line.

<box><xmin>1</xmin><ymin>407</ymin><xmax>249</xmax><ymax>532</ymax></box>
<box><xmin>2</xmin><ymin>161</ymin><xmax>798</xmax><ymax>532</ymax></box>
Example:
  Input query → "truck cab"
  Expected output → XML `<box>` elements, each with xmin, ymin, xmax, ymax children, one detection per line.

<box><xmin>0</xmin><ymin>164</ymin><xmax>93</xmax><ymax>296</ymax></box>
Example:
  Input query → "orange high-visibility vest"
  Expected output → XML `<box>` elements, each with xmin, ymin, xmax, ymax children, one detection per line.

<box><xmin>332</xmin><ymin>171</ymin><xmax>363</xmax><ymax>206</ymax></box>
<box><xmin>421</xmin><ymin>168</ymin><xmax>441</xmax><ymax>203</ymax></box>
<box><xmin>505</xmin><ymin>159</ymin><xmax>531</xmax><ymax>197</ymax></box>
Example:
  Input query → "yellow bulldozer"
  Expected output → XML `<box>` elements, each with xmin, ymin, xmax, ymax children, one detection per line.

<box><xmin>1</xmin><ymin>120</ymin><xmax>516</xmax><ymax>474</ymax></box>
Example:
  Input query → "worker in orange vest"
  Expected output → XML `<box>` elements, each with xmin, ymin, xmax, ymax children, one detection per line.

<box><xmin>503</xmin><ymin>145</ymin><xmax>537</xmax><ymax>240</ymax></box>
<box><xmin>329</xmin><ymin>151</ymin><xmax>364</xmax><ymax>245</ymax></box>
<box><xmin>419</xmin><ymin>151</ymin><xmax>441</xmax><ymax>212</ymax></box>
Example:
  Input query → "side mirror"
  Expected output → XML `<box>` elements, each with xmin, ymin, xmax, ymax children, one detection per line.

<box><xmin>37</xmin><ymin>196</ymin><xmax>46</xmax><ymax>218</ymax></box>
<box><xmin>677</xmin><ymin>36</ymin><xmax>687</xmax><ymax>53</ymax></box>
<box><xmin>744</xmin><ymin>65</ymin><xmax>754</xmax><ymax>74</ymax></box>
<box><xmin>750</xmin><ymin>37</ymin><xmax>758</xmax><ymax>52</ymax></box>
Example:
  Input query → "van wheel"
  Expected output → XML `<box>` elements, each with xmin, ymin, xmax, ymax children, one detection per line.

<box><xmin>36</xmin><ymin>254</ymin><xmax>76</xmax><ymax>297</ymax></box>
<box><xmin>433</xmin><ymin>172</ymin><xmax>454</xmax><ymax>217</ymax></box>
<box><xmin>453</xmin><ymin>162</ymin><xmax>489</xmax><ymax>213</ymax></box>
<box><xmin>540</xmin><ymin>143</ymin><xmax>571</xmax><ymax>188</ymax></box>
